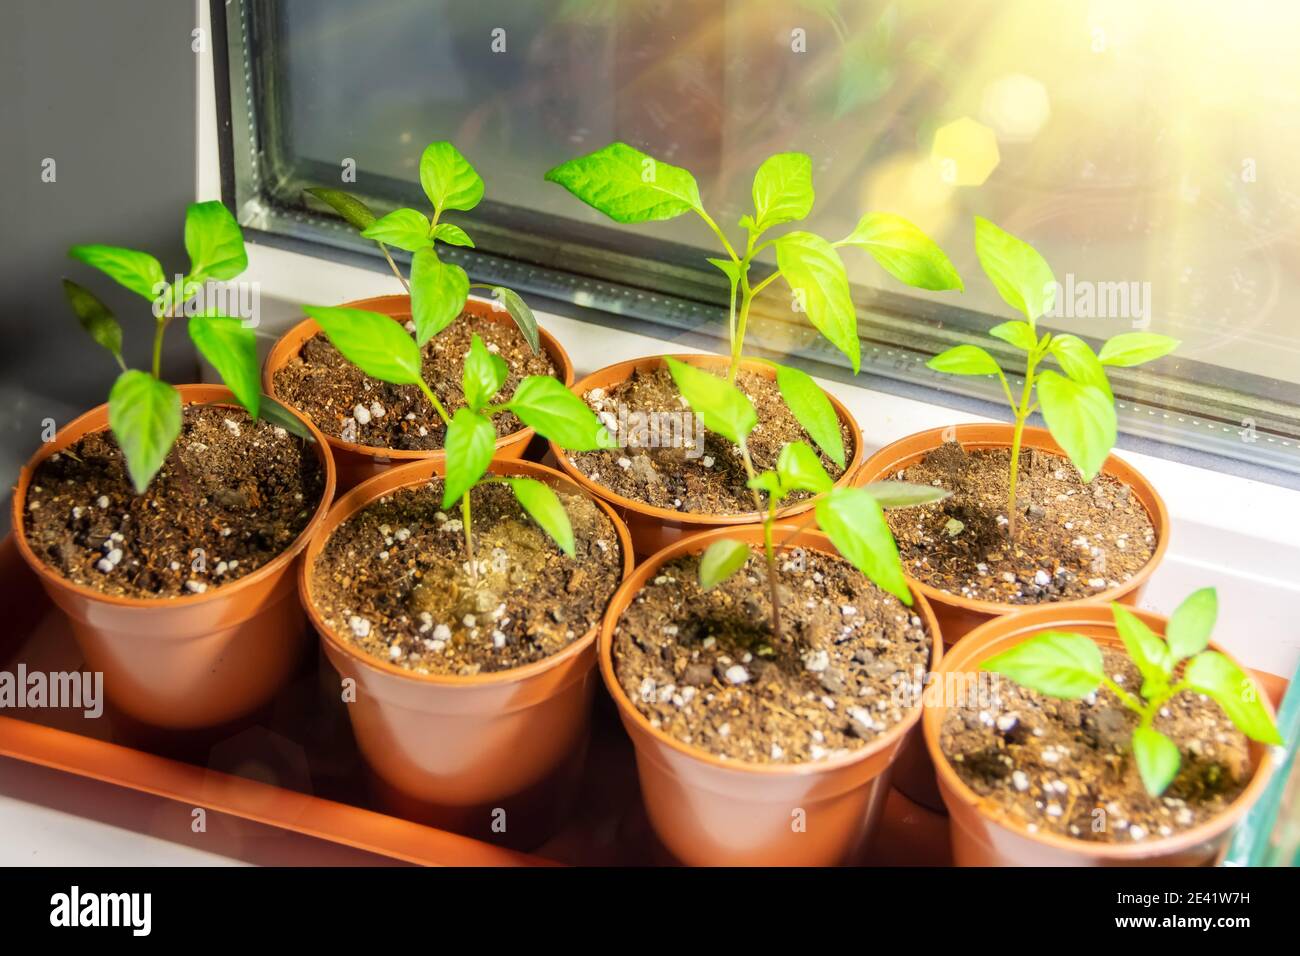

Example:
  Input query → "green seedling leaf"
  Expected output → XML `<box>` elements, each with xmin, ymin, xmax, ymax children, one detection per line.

<box><xmin>490</xmin><ymin>287</ymin><xmax>540</xmax><ymax>355</ymax></box>
<box><xmin>506</xmin><ymin>477</ymin><xmax>574</xmax><ymax>556</ymax></box>
<box><xmin>973</xmin><ymin>216</ymin><xmax>1056</xmax><ymax>326</ymax></box>
<box><xmin>989</xmin><ymin>320</ymin><xmax>1037</xmax><ymax>352</ymax></box>
<box><xmin>860</xmin><ymin>480</ymin><xmax>952</xmax><ymax>509</ymax></box>
<box><xmin>188</xmin><ymin>314</ymin><xmax>260</xmax><ymax>418</ymax></box>
<box><xmin>507</xmin><ymin>376</ymin><xmax>608</xmax><ymax>450</ymax></box>
<box><xmin>815</xmin><ymin>487</ymin><xmax>911</xmax><ymax>604</ymax></box>
<box><xmin>68</xmin><ymin>244</ymin><xmax>165</xmax><ymax>301</ymax></box>
<box><xmin>1166</xmin><ymin>587</ymin><xmax>1217</xmax><ymax>662</ymax></box>
<box><xmin>62</xmin><ymin>279</ymin><xmax>123</xmax><ymax>365</ymax></box>
<box><xmin>544</xmin><ymin>141</ymin><xmax>702</xmax><ymax>223</ymax></box>
<box><xmin>1112</xmin><ymin>603</ymin><xmax>1170</xmax><ymax>693</ymax></box>
<box><xmin>1036</xmin><ymin>370</ymin><xmax>1116</xmax><ymax>482</ymax></box>
<box><xmin>410</xmin><ymin>248</ymin><xmax>469</xmax><ymax>344</ymax></box>
<box><xmin>1050</xmin><ymin>333</ymin><xmax>1112</xmax><ymax>398</ymax></box>
<box><xmin>750</xmin><ymin>152</ymin><xmax>814</xmax><ymax>233</ymax></box>
<box><xmin>432</xmin><ymin>222</ymin><xmax>475</xmax><ymax>248</ymax></box>
<box><xmin>184</xmin><ymin>200</ymin><xmax>248</xmax><ymax>284</ymax></box>
<box><xmin>303</xmin><ymin>305</ymin><xmax>424</xmax><ymax>386</ymax></box>
<box><xmin>361</xmin><ymin>208</ymin><xmax>434</xmax><ymax>252</ymax></box>
<box><xmin>463</xmin><ymin>333</ymin><xmax>508</xmax><ymax>412</ymax></box>
<box><xmin>304</xmin><ymin>186</ymin><xmax>377</xmax><ymax>231</ymax></box>
<box><xmin>773</xmin><ymin>362</ymin><xmax>844</xmax><ymax>468</ymax></box>
<box><xmin>708</xmin><ymin>257</ymin><xmax>742</xmax><ymax>285</ymax></box>
<box><xmin>776</xmin><ymin>441</ymin><xmax>833</xmax><ymax>495</ymax></box>
<box><xmin>699</xmin><ymin>538</ymin><xmax>751</xmax><ymax>591</ymax></box>
<box><xmin>747</xmin><ymin>471</ymin><xmax>784</xmax><ymax>499</ymax></box>
<box><xmin>773</xmin><ymin>231</ymin><xmax>860</xmax><ymax>372</ymax></box>
<box><xmin>1099</xmin><ymin>332</ymin><xmax>1181</xmax><ymax>367</ymax></box>
<box><xmin>1133</xmin><ymin>726</ymin><xmax>1182</xmax><ymax>796</ymax></box>
<box><xmin>1184</xmin><ymin>651</ymin><xmax>1282</xmax><ymax>745</ymax></box>
<box><xmin>441</xmin><ymin>408</ymin><xmax>495</xmax><ymax>509</ymax></box>
<box><xmin>665</xmin><ymin>357</ymin><xmax>757</xmax><ymax>446</ymax></box>
<box><xmin>839</xmin><ymin>212</ymin><xmax>963</xmax><ymax>291</ymax></box>
<box><xmin>260</xmin><ymin>394</ymin><xmax>316</xmax><ymax>442</ymax></box>
<box><xmin>927</xmin><ymin>344</ymin><xmax>1001</xmax><ymax>376</ymax></box>
<box><xmin>981</xmin><ymin>631</ymin><xmax>1104</xmax><ymax>699</ymax></box>
<box><xmin>108</xmin><ymin>370</ymin><xmax>182</xmax><ymax>494</ymax></box>
<box><xmin>420</xmin><ymin>141</ymin><xmax>485</xmax><ymax>213</ymax></box>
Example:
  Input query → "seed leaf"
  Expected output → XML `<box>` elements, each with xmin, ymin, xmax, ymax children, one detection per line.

<box><xmin>490</xmin><ymin>287</ymin><xmax>540</xmax><ymax>355</ymax></box>
<box><xmin>506</xmin><ymin>477</ymin><xmax>574</xmax><ymax>557</ymax></box>
<box><xmin>462</xmin><ymin>333</ymin><xmax>508</xmax><ymax>412</ymax></box>
<box><xmin>188</xmin><ymin>314</ymin><xmax>260</xmax><ymax>418</ymax></box>
<box><xmin>184</xmin><ymin>200</ymin><xmax>248</xmax><ymax>284</ymax></box>
<box><xmin>507</xmin><ymin>376</ymin><xmax>608</xmax><ymax>450</ymax></box>
<box><xmin>981</xmin><ymin>631</ymin><xmax>1104</xmax><ymax>700</ymax></box>
<box><xmin>1099</xmin><ymin>332</ymin><xmax>1180</xmax><ymax>368</ymax></box>
<box><xmin>260</xmin><ymin>394</ymin><xmax>316</xmax><ymax>442</ymax></box>
<box><xmin>1184</xmin><ymin>651</ymin><xmax>1282</xmax><ymax>745</ymax></box>
<box><xmin>839</xmin><ymin>212</ymin><xmax>963</xmax><ymax>291</ymax></box>
<box><xmin>860</xmin><ymin>480</ymin><xmax>952</xmax><ymax>509</ymax></box>
<box><xmin>973</xmin><ymin>216</ymin><xmax>1056</xmax><ymax>325</ymax></box>
<box><xmin>360</xmin><ymin>208</ymin><xmax>433</xmax><ymax>252</ymax></box>
<box><xmin>776</xmin><ymin>441</ymin><xmax>833</xmax><ymax>495</ymax></box>
<box><xmin>1133</xmin><ymin>726</ymin><xmax>1182</xmax><ymax>796</ymax></box>
<box><xmin>1166</xmin><ymin>587</ymin><xmax>1217</xmax><ymax>662</ymax></box>
<box><xmin>989</xmin><ymin>320</ymin><xmax>1038</xmax><ymax>352</ymax></box>
<box><xmin>708</xmin><ymin>257</ymin><xmax>742</xmax><ymax>285</ymax></box>
<box><xmin>431</xmin><ymin>222</ymin><xmax>475</xmax><ymax>248</ymax></box>
<box><xmin>773</xmin><ymin>362</ymin><xmax>844</xmax><ymax>468</ymax></box>
<box><xmin>441</xmin><ymin>408</ymin><xmax>495</xmax><ymax>509</ymax></box>
<box><xmin>815</xmin><ymin>487</ymin><xmax>911</xmax><ymax>604</ymax></box>
<box><xmin>409</xmin><ymin>248</ymin><xmax>469</xmax><ymax>344</ymax></box>
<box><xmin>420</xmin><ymin>141</ymin><xmax>485</xmax><ymax>213</ymax></box>
<box><xmin>774</xmin><ymin>232</ymin><xmax>860</xmax><ymax>372</ymax></box>
<box><xmin>303</xmin><ymin>186</ymin><xmax>377</xmax><ymax>231</ymax></box>
<box><xmin>62</xmin><ymin>279</ymin><xmax>123</xmax><ymax>364</ymax></box>
<box><xmin>544</xmin><ymin>142</ymin><xmax>701</xmax><ymax>223</ymax></box>
<box><xmin>108</xmin><ymin>370</ymin><xmax>182</xmax><ymax>494</ymax></box>
<box><xmin>665</xmin><ymin>357</ymin><xmax>757</xmax><ymax>446</ymax></box>
<box><xmin>750</xmin><ymin>152</ymin><xmax>814</xmax><ymax>233</ymax></box>
<box><xmin>1111</xmin><ymin>603</ymin><xmax>1170</xmax><ymax>691</ymax></box>
<box><xmin>699</xmin><ymin>539</ymin><xmax>751</xmax><ymax>591</ymax></box>
<box><xmin>303</xmin><ymin>305</ymin><xmax>424</xmax><ymax>386</ymax></box>
<box><xmin>928</xmin><ymin>344</ymin><xmax>1001</xmax><ymax>377</ymax></box>
<box><xmin>1037</xmin><ymin>370</ymin><xmax>1116</xmax><ymax>482</ymax></box>
<box><xmin>68</xmin><ymin>244</ymin><xmax>165</xmax><ymax>301</ymax></box>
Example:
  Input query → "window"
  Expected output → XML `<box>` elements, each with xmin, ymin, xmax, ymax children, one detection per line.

<box><xmin>215</xmin><ymin>0</ymin><xmax>1300</xmax><ymax>481</ymax></box>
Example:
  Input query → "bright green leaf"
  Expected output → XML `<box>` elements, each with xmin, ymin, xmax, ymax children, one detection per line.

<box><xmin>62</xmin><ymin>279</ymin><xmax>123</xmax><ymax>364</ymax></box>
<box><xmin>1112</xmin><ymin>603</ymin><xmax>1170</xmax><ymax>691</ymax></box>
<box><xmin>303</xmin><ymin>305</ymin><xmax>424</xmax><ymax>386</ymax></box>
<box><xmin>747</xmin><ymin>471</ymin><xmax>784</xmax><ymax>499</ymax></box>
<box><xmin>750</xmin><ymin>152</ymin><xmax>814</xmax><ymax>232</ymax></box>
<box><xmin>419</xmin><ymin>141</ymin><xmax>485</xmax><ymax>213</ymax></box>
<box><xmin>507</xmin><ymin>477</ymin><xmax>574</xmax><ymax>556</ymax></box>
<box><xmin>839</xmin><ymin>212</ymin><xmax>963</xmax><ymax>291</ymax></box>
<box><xmin>507</xmin><ymin>376</ymin><xmax>608</xmax><ymax>450</ymax></box>
<box><xmin>68</xmin><ymin>244</ymin><xmax>165</xmax><ymax>302</ymax></box>
<box><xmin>184</xmin><ymin>200</ymin><xmax>248</xmax><ymax>284</ymax></box>
<box><xmin>928</xmin><ymin>344</ymin><xmax>1002</xmax><ymax>377</ymax></box>
<box><xmin>973</xmin><ymin>216</ymin><xmax>1056</xmax><ymax>325</ymax></box>
<box><xmin>989</xmin><ymin>320</ymin><xmax>1037</xmax><ymax>352</ymax></box>
<box><xmin>773</xmin><ymin>362</ymin><xmax>844</xmax><ymax>468</ymax></box>
<box><xmin>1133</xmin><ymin>726</ymin><xmax>1182</xmax><ymax>796</ymax></box>
<box><xmin>441</xmin><ymin>409</ymin><xmax>495</xmax><ymax>509</ymax></box>
<box><xmin>981</xmin><ymin>631</ymin><xmax>1104</xmax><ymax>700</ymax></box>
<box><xmin>665</xmin><ymin>357</ymin><xmax>757</xmax><ymax>446</ymax></box>
<box><xmin>1166</xmin><ymin>587</ymin><xmax>1217</xmax><ymax>662</ymax></box>
<box><xmin>361</xmin><ymin>208</ymin><xmax>433</xmax><ymax>253</ymax></box>
<box><xmin>490</xmin><ymin>287</ymin><xmax>540</xmax><ymax>355</ymax></box>
<box><xmin>707</xmin><ymin>257</ymin><xmax>742</xmax><ymax>285</ymax></box>
<box><xmin>1050</xmin><ymin>334</ymin><xmax>1112</xmax><ymax>398</ymax></box>
<box><xmin>462</xmin><ymin>333</ymin><xmax>508</xmax><ymax>412</ymax></box>
<box><xmin>1184</xmin><ymin>651</ymin><xmax>1282</xmax><ymax>745</ymax></box>
<box><xmin>544</xmin><ymin>142</ymin><xmax>702</xmax><ymax>223</ymax></box>
<box><xmin>108</xmin><ymin>370</ymin><xmax>182</xmax><ymax>494</ymax></box>
<box><xmin>698</xmin><ymin>539</ymin><xmax>751</xmax><ymax>591</ymax></box>
<box><xmin>303</xmin><ymin>186</ymin><xmax>377</xmax><ymax>231</ymax></box>
<box><xmin>188</xmin><ymin>314</ymin><xmax>260</xmax><ymax>418</ymax></box>
<box><xmin>776</xmin><ymin>441</ymin><xmax>833</xmax><ymax>495</ymax></box>
<box><xmin>1037</xmin><ymin>370</ymin><xmax>1116</xmax><ymax>482</ymax></box>
<box><xmin>409</xmin><ymin>248</ymin><xmax>469</xmax><ymax>344</ymax></box>
<box><xmin>432</xmin><ymin>222</ymin><xmax>475</xmax><ymax>248</ymax></box>
<box><xmin>860</xmin><ymin>480</ymin><xmax>952</xmax><ymax>509</ymax></box>
<box><xmin>774</xmin><ymin>231</ymin><xmax>860</xmax><ymax>372</ymax></box>
<box><xmin>815</xmin><ymin>487</ymin><xmax>911</xmax><ymax>603</ymax></box>
<box><xmin>1099</xmin><ymin>332</ymin><xmax>1181</xmax><ymax>368</ymax></box>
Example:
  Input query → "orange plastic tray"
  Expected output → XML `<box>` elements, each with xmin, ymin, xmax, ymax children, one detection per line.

<box><xmin>0</xmin><ymin>535</ymin><xmax>955</xmax><ymax>866</ymax></box>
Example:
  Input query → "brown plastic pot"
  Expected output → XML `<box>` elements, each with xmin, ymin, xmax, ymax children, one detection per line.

<box><xmin>264</xmin><ymin>293</ymin><xmax>576</xmax><ymax>493</ymax></box>
<box><xmin>860</xmin><ymin>423</ymin><xmax>1170</xmax><ymax>813</ymax></box>
<box><xmin>599</xmin><ymin>525</ymin><xmax>943</xmax><ymax>866</ymax></box>
<box><xmin>551</xmin><ymin>353</ymin><xmax>866</xmax><ymax>557</ymax></box>
<box><xmin>924</xmin><ymin>604</ymin><xmax>1277</xmax><ymax>866</ymax></box>
<box><xmin>11</xmin><ymin>384</ymin><xmax>337</xmax><ymax>730</ymax></box>
<box><xmin>301</xmin><ymin>457</ymin><xmax>634</xmax><ymax>848</ymax></box>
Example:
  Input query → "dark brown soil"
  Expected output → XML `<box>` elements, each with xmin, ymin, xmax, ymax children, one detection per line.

<box><xmin>568</xmin><ymin>364</ymin><xmax>851</xmax><ymax>514</ymax></box>
<box><xmin>272</xmin><ymin>310</ymin><xmax>557</xmax><ymax>450</ymax></box>
<box><xmin>612</xmin><ymin>547</ymin><xmax>931</xmax><ymax>764</ymax></box>
<box><xmin>885</xmin><ymin>442</ymin><xmax>1156</xmax><ymax>603</ymax></box>
<box><xmin>941</xmin><ymin>648</ymin><xmax>1252</xmax><ymax>844</ymax></box>
<box><xmin>22</xmin><ymin>405</ymin><xmax>325</xmax><ymax>599</ymax></box>
<box><xmin>311</xmin><ymin>479</ymin><xmax>623</xmax><ymax>676</ymax></box>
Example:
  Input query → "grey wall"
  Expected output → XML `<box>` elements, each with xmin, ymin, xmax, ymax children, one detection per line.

<box><xmin>0</xmin><ymin>0</ymin><xmax>199</xmax><ymax>504</ymax></box>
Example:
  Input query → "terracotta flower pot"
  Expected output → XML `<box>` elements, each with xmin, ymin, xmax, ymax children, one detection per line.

<box><xmin>923</xmin><ymin>604</ymin><xmax>1277</xmax><ymax>866</ymax></box>
<box><xmin>11</xmin><ymin>384</ymin><xmax>337</xmax><ymax>730</ymax></box>
<box><xmin>550</xmin><ymin>354</ymin><xmax>866</xmax><ymax>557</ymax></box>
<box><xmin>859</xmin><ymin>423</ymin><xmax>1169</xmax><ymax>812</ymax></box>
<box><xmin>301</xmin><ymin>457</ymin><xmax>634</xmax><ymax>848</ymax></box>
<box><xmin>264</xmin><ymin>293</ymin><xmax>576</xmax><ymax>493</ymax></box>
<box><xmin>599</xmin><ymin>525</ymin><xmax>943</xmax><ymax>866</ymax></box>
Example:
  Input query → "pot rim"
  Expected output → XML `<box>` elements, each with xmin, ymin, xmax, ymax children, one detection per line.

<box><xmin>922</xmin><ymin>602</ymin><xmax>1278</xmax><ymax>860</ymax></box>
<box><xmin>263</xmin><ymin>293</ymin><xmax>576</xmax><ymax>462</ymax></box>
<box><xmin>598</xmin><ymin>524</ymin><xmax>943</xmax><ymax>778</ymax></box>
<box><xmin>550</xmin><ymin>353</ymin><xmax>866</xmax><ymax>526</ymax></box>
<box><xmin>10</xmin><ymin>383</ymin><xmax>338</xmax><ymax>609</ymax></box>
<box><xmin>301</xmin><ymin>456</ymin><xmax>636</xmax><ymax>688</ymax></box>
<box><xmin>857</xmin><ymin>422</ymin><xmax>1171</xmax><ymax>617</ymax></box>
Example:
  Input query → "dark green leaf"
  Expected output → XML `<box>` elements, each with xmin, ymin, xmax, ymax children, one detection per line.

<box><xmin>665</xmin><ymin>357</ymin><xmax>757</xmax><ymax>446</ymax></box>
<box><xmin>420</xmin><ymin>142</ymin><xmax>485</xmax><ymax>213</ymax></box>
<box><xmin>360</xmin><ymin>208</ymin><xmax>433</xmax><ymax>252</ymax></box>
<box><xmin>260</xmin><ymin>394</ymin><xmax>316</xmax><ymax>442</ymax></box>
<box><xmin>839</xmin><ymin>212</ymin><xmax>963</xmax><ymax>291</ymax></box>
<box><xmin>928</xmin><ymin>344</ymin><xmax>1001</xmax><ymax>376</ymax></box>
<box><xmin>1133</xmin><ymin>726</ymin><xmax>1182</xmax><ymax>796</ymax></box>
<box><xmin>1099</xmin><ymin>332</ymin><xmax>1181</xmax><ymax>368</ymax></box>
<box><xmin>409</xmin><ymin>248</ymin><xmax>469</xmax><ymax>344</ymax></box>
<box><xmin>441</xmin><ymin>408</ymin><xmax>495</xmax><ymax>509</ymax></box>
<box><xmin>773</xmin><ymin>362</ymin><xmax>844</xmax><ymax>468</ymax></box>
<box><xmin>1037</xmin><ymin>370</ymin><xmax>1116</xmax><ymax>482</ymax></box>
<box><xmin>507</xmin><ymin>477</ymin><xmax>574</xmax><ymax>556</ymax></box>
<box><xmin>1166</xmin><ymin>587</ymin><xmax>1217</xmax><ymax>662</ymax></box>
<box><xmin>750</xmin><ymin>152</ymin><xmax>814</xmax><ymax>232</ymax></box>
<box><xmin>303</xmin><ymin>186</ymin><xmax>377</xmax><ymax>231</ymax></box>
<box><xmin>1184</xmin><ymin>651</ymin><xmax>1282</xmax><ymax>745</ymax></box>
<box><xmin>462</xmin><ymin>333</ymin><xmax>508</xmax><ymax>412</ymax></box>
<box><xmin>507</xmin><ymin>376</ymin><xmax>608</xmax><ymax>450</ymax></box>
<box><xmin>184</xmin><ymin>200</ymin><xmax>248</xmax><ymax>283</ymax></box>
<box><xmin>303</xmin><ymin>305</ymin><xmax>424</xmax><ymax>386</ymax></box>
<box><xmin>774</xmin><ymin>231</ymin><xmax>859</xmax><ymax>372</ymax></box>
<box><xmin>108</xmin><ymin>370</ymin><xmax>182</xmax><ymax>494</ymax></box>
<box><xmin>815</xmin><ymin>487</ymin><xmax>911</xmax><ymax>603</ymax></box>
<box><xmin>973</xmin><ymin>216</ymin><xmax>1056</xmax><ymax>325</ymax></box>
<box><xmin>860</xmin><ymin>480</ymin><xmax>951</xmax><ymax>509</ymax></box>
<box><xmin>981</xmin><ymin>631</ymin><xmax>1104</xmax><ymax>699</ymax></box>
<box><xmin>62</xmin><ymin>279</ymin><xmax>123</xmax><ymax>363</ymax></box>
<box><xmin>188</xmin><ymin>314</ymin><xmax>260</xmax><ymax>418</ymax></box>
<box><xmin>68</xmin><ymin>244</ymin><xmax>165</xmax><ymax>301</ymax></box>
<box><xmin>544</xmin><ymin>142</ymin><xmax>701</xmax><ymax>223</ymax></box>
<box><xmin>776</xmin><ymin>441</ymin><xmax>833</xmax><ymax>495</ymax></box>
<box><xmin>699</xmin><ymin>539</ymin><xmax>751</xmax><ymax>590</ymax></box>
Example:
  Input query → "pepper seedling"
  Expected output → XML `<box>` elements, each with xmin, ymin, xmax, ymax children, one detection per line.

<box><xmin>303</xmin><ymin>306</ymin><xmax>609</xmax><ymax>583</ymax></box>
<box><xmin>304</xmin><ymin>141</ymin><xmax>540</xmax><ymax>354</ymax></box>
<box><xmin>65</xmin><ymin>201</ymin><xmax>308</xmax><ymax>493</ymax></box>
<box><xmin>545</xmin><ymin>142</ymin><xmax>962</xmax><ymax>470</ymax></box>
<box><xmin>665</xmin><ymin>357</ymin><xmax>948</xmax><ymax>641</ymax></box>
<box><xmin>928</xmin><ymin>217</ymin><xmax>1179</xmax><ymax>538</ymax></box>
<box><xmin>982</xmin><ymin>588</ymin><xmax>1282</xmax><ymax>796</ymax></box>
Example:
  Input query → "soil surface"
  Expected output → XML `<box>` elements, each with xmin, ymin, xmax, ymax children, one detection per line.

<box><xmin>941</xmin><ymin>648</ymin><xmax>1252</xmax><ymax>844</ymax></box>
<box><xmin>612</xmin><ymin>547</ymin><xmax>931</xmax><ymax>764</ymax></box>
<box><xmin>272</xmin><ymin>310</ymin><xmax>557</xmax><ymax>450</ymax></box>
<box><xmin>22</xmin><ymin>405</ymin><xmax>325</xmax><ymax>598</ymax></box>
<box><xmin>567</xmin><ymin>364</ymin><xmax>851</xmax><ymax>515</ymax></box>
<box><xmin>311</xmin><ymin>479</ymin><xmax>623</xmax><ymax>675</ymax></box>
<box><xmin>884</xmin><ymin>442</ymin><xmax>1155</xmax><ymax>604</ymax></box>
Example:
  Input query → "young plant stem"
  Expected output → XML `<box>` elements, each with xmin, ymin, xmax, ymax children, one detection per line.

<box><xmin>739</xmin><ymin>440</ymin><xmax>785</xmax><ymax>642</ymax></box>
<box><xmin>151</xmin><ymin>316</ymin><xmax>168</xmax><ymax>379</ymax></box>
<box><xmin>414</xmin><ymin>379</ymin><xmax>479</xmax><ymax>584</ymax></box>
<box><xmin>379</xmin><ymin>242</ymin><xmax>410</xmax><ymax>294</ymax></box>
<box><xmin>1005</xmin><ymin>348</ymin><xmax>1040</xmax><ymax>541</ymax></box>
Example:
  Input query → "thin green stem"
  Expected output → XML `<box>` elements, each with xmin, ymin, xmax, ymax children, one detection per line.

<box><xmin>762</xmin><ymin>498</ymin><xmax>785</xmax><ymax>642</ymax></box>
<box><xmin>1006</xmin><ymin>349</ymin><xmax>1038</xmax><ymax>541</ymax></box>
<box><xmin>1100</xmin><ymin>674</ymin><xmax>1144</xmax><ymax>714</ymax></box>
<box><xmin>378</xmin><ymin>242</ymin><xmax>411</xmax><ymax>294</ymax></box>
<box><xmin>695</xmin><ymin>206</ymin><xmax>741</xmax><ymax>264</ymax></box>
<box><xmin>415</xmin><ymin>379</ymin><xmax>452</xmax><ymax>426</ymax></box>
<box><xmin>461</xmin><ymin>489</ymin><xmax>478</xmax><ymax>585</ymax></box>
<box><xmin>151</xmin><ymin>316</ymin><xmax>169</xmax><ymax>379</ymax></box>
